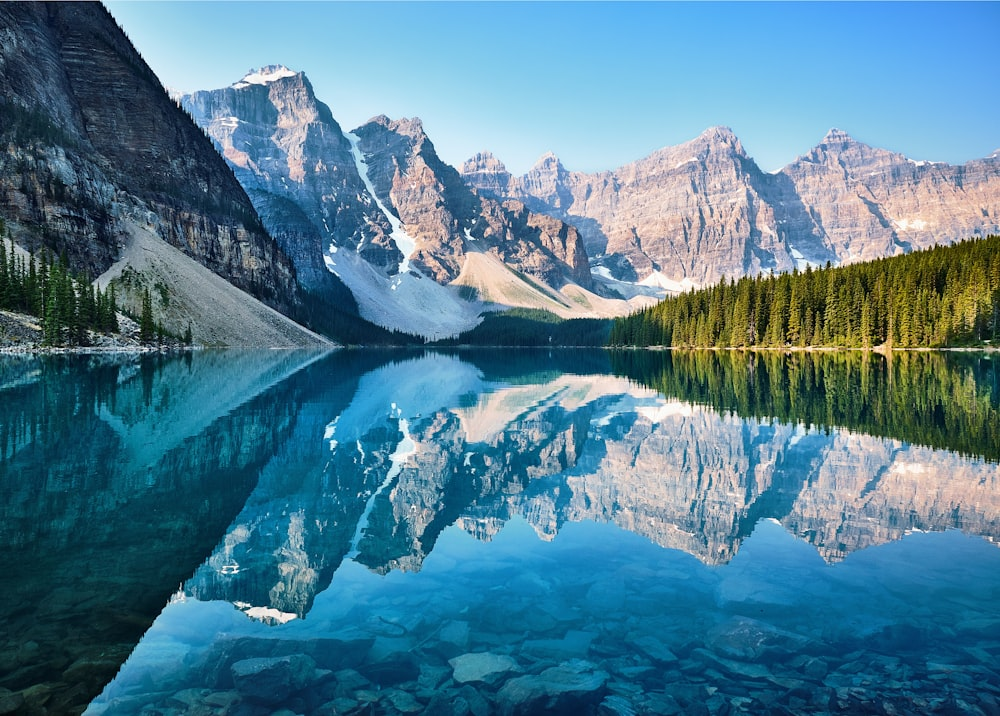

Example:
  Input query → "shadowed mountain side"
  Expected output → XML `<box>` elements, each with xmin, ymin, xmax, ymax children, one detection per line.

<box><xmin>185</xmin><ymin>373</ymin><xmax>403</xmax><ymax>617</ymax></box>
<box><xmin>0</xmin><ymin>5</ymin><xmax>317</xmax><ymax>343</ymax></box>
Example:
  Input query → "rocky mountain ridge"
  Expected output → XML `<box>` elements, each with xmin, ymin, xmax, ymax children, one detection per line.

<box><xmin>179</xmin><ymin>68</ymin><xmax>643</xmax><ymax>339</ymax></box>
<box><xmin>462</xmin><ymin>127</ymin><xmax>1000</xmax><ymax>292</ymax></box>
<box><xmin>0</xmin><ymin>5</ymin><xmax>330</xmax><ymax>346</ymax></box>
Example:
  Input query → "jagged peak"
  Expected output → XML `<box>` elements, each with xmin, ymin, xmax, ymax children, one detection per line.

<box><xmin>700</xmin><ymin>125</ymin><xmax>738</xmax><ymax>142</ymax></box>
<box><xmin>232</xmin><ymin>65</ymin><xmax>299</xmax><ymax>89</ymax></box>
<box><xmin>361</xmin><ymin>115</ymin><xmax>425</xmax><ymax>138</ymax></box>
<box><xmin>821</xmin><ymin>128</ymin><xmax>859</xmax><ymax>145</ymax></box>
<box><xmin>462</xmin><ymin>150</ymin><xmax>509</xmax><ymax>174</ymax></box>
<box><xmin>666</xmin><ymin>125</ymin><xmax>745</xmax><ymax>159</ymax></box>
<box><xmin>664</xmin><ymin>126</ymin><xmax>741</xmax><ymax>155</ymax></box>
<box><xmin>529</xmin><ymin>151</ymin><xmax>563</xmax><ymax>172</ymax></box>
<box><xmin>469</xmin><ymin>149</ymin><xmax>499</xmax><ymax>162</ymax></box>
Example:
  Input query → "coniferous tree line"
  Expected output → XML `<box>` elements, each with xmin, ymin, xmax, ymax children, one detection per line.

<box><xmin>0</xmin><ymin>228</ymin><xmax>119</xmax><ymax>346</ymax></box>
<box><xmin>609</xmin><ymin>235</ymin><xmax>1000</xmax><ymax>349</ymax></box>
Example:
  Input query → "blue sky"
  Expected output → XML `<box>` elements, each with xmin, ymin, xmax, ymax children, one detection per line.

<box><xmin>105</xmin><ymin>1</ymin><xmax>999</xmax><ymax>175</ymax></box>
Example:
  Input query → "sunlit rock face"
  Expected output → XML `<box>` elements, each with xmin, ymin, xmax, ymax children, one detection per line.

<box><xmin>355</xmin><ymin>115</ymin><xmax>592</xmax><ymax>289</ymax></box>
<box><xmin>0</xmin><ymin>5</ymin><xmax>301</xmax><ymax>321</ymax></box>
<box><xmin>780</xmin><ymin>129</ymin><xmax>1000</xmax><ymax>263</ymax></box>
<box><xmin>463</xmin><ymin>128</ymin><xmax>1000</xmax><ymax>290</ymax></box>
<box><xmin>179</xmin><ymin>72</ymin><xmax>593</xmax><ymax>339</ymax></box>
<box><xmin>181</xmin><ymin>69</ymin><xmax>401</xmax><ymax>287</ymax></box>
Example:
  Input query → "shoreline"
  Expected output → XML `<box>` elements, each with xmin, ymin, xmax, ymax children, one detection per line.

<box><xmin>0</xmin><ymin>343</ymin><xmax>195</xmax><ymax>356</ymax></box>
<box><xmin>4</xmin><ymin>344</ymin><xmax>997</xmax><ymax>355</ymax></box>
<box><xmin>606</xmin><ymin>344</ymin><xmax>1000</xmax><ymax>354</ymax></box>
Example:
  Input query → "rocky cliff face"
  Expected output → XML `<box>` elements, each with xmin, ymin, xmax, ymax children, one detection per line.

<box><xmin>180</xmin><ymin>71</ymin><xmax>611</xmax><ymax>338</ymax></box>
<box><xmin>0</xmin><ymin>4</ymin><xmax>312</xmax><ymax>342</ymax></box>
<box><xmin>781</xmin><ymin>129</ymin><xmax>1000</xmax><ymax>263</ymax></box>
<box><xmin>354</xmin><ymin>114</ymin><xmax>593</xmax><ymax>288</ymax></box>
<box><xmin>463</xmin><ymin>128</ymin><xmax>1000</xmax><ymax>291</ymax></box>
<box><xmin>181</xmin><ymin>68</ymin><xmax>399</xmax><ymax>291</ymax></box>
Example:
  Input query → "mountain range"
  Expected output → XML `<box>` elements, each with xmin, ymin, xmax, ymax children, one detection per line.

<box><xmin>1</xmin><ymin>2</ymin><xmax>998</xmax><ymax>344</ymax></box>
<box><xmin>178</xmin><ymin>67</ymin><xmax>635</xmax><ymax>339</ymax></box>
<box><xmin>179</xmin><ymin>66</ymin><xmax>1000</xmax><ymax>339</ymax></box>
<box><xmin>463</xmin><ymin>127</ymin><xmax>1000</xmax><ymax>294</ymax></box>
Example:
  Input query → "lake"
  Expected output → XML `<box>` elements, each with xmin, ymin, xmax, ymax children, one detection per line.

<box><xmin>1</xmin><ymin>349</ymin><xmax>998</xmax><ymax>715</ymax></box>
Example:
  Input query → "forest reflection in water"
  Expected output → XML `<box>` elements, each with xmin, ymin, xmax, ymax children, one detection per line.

<box><xmin>0</xmin><ymin>348</ymin><xmax>997</xmax><ymax>714</ymax></box>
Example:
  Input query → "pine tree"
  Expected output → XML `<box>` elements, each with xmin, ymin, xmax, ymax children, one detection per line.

<box><xmin>860</xmin><ymin>300</ymin><xmax>873</xmax><ymax>350</ymax></box>
<box><xmin>43</xmin><ymin>291</ymin><xmax>59</xmax><ymax>346</ymax></box>
<box><xmin>139</xmin><ymin>288</ymin><xmax>155</xmax><ymax>344</ymax></box>
<box><xmin>105</xmin><ymin>284</ymin><xmax>119</xmax><ymax>333</ymax></box>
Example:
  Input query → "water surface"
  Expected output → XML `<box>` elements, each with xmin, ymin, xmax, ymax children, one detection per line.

<box><xmin>2</xmin><ymin>349</ymin><xmax>998</xmax><ymax>714</ymax></box>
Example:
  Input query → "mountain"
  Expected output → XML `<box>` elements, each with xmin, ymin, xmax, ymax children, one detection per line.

<box><xmin>462</xmin><ymin>127</ymin><xmax>1000</xmax><ymax>293</ymax></box>
<box><xmin>179</xmin><ymin>68</ymin><xmax>643</xmax><ymax>339</ymax></box>
<box><xmin>0</xmin><ymin>4</ymin><xmax>327</xmax><ymax>346</ymax></box>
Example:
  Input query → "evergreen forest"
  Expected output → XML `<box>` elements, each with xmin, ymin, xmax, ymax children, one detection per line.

<box><xmin>609</xmin><ymin>235</ymin><xmax>1000</xmax><ymax>349</ymax></box>
<box><xmin>0</xmin><ymin>231</ymin><xmax>119</xmax><ymax>346</ymax></box>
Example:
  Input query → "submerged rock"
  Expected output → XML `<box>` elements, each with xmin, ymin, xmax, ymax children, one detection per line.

<box><xmin>628</xmin><ymin>634</ymin><xmax>679</xmax><ymax>665</ymax></box>
<box><xmin>381</xmin><ymin>687</ymin><xmax>424</xmax><ymax>713</ymax></box>
<box><xmin>0</xmin><ymin>689</ymin><xmax>24</xmax><ymax>715</ymax></box>
<box><xmin>599</xmin><ymin>693</ymin><xmax>639</xmax><ymax>716</ymax></box>
<box><xmin>230</xmin><ymin>653</ymin><xmax>317</xmax><ymax>703</ymax></box>
<box><xmin>496</xmin><ymin>659</ymin><xmax>609</xmax><ymax>714</ymax></box>
<box><xmin>522</xmin><ymin>630</ymin><xmax>597</xmax><ymax>660</ymax></box>
<box><xmin>449</xmin><ymin>652</ymin><xmax>519</xmax><ymax>684</ymax></box>
<box><xmin>707</xmin><ymin>616</ymin><xmax>810</xmax><ymax>661</ymax></box>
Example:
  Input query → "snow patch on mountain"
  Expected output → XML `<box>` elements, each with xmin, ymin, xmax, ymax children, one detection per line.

<box><xmin>323</xmin><ymin>246</ymin><xmax>482</xmax><ymax>340</ymax></box>
<box><xmin>346</xmin><ymin>417</ymin><xmax>416</xmax><ymax>559</ymax></box>
<box><xmin>233</xmin><ymin>65</ymin><xmax>297</xmax><ymax>89</ymax></box>
<box><xmin>637</xmin><ymin>400</ymin><xmax>702</xmax><ymax>424</ymax></box>
<box><xmin>346</xmin><ymin>132</ymin><xmax>416</xmax><ymax>274</ymax></box>
<box><xmin>788</xmin><ymin>246</ymin><xmax>822</xmax><ymax>271</ymax></box>
<box><xmin>591</xmin><ymin>266</ymin><xmax>663</xmax><ymax>300</ymax></box>
<box><xmin>639</xmin><ymin>271</ymin><xmax>699</xmax><ymax>294</ymax></box>
<box><xmin>330</xmin><ymin>353</ymin><xmax>488</xmax><ymax>447</ymax></box>
<box><xmin>894</xmin><ymin>218</ymin><xmax>930</xmax><ymax>231</ymax></box>
<box><xmin>458</xmin><ymin>374</ymin><xmax>646</xmax><ymax>444</ymax></box>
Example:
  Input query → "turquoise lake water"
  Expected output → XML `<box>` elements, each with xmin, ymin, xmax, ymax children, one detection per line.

<box><xmin>1</xmin><ymin>349</ymin><xmax>998</xmax><ymax>715</ymax></box>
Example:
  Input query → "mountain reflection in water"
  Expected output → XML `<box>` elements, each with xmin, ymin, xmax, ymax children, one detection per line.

<box><xmin>1</xmin><ymin>349</ymin><xmax>997</xmax><ymax>714</ymax></box>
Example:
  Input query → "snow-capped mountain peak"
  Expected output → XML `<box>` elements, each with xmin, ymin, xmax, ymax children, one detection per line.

<box><xmin>232</xmin><ymin>65</ymin><xmax>297</xmax><ymax>89</ymax></box>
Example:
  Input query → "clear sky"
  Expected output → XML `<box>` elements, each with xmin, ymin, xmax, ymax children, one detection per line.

<box><xmin>104</xmin><ymin>1</ymin><xmax>999</xmax><ymax>176</ymax></box>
